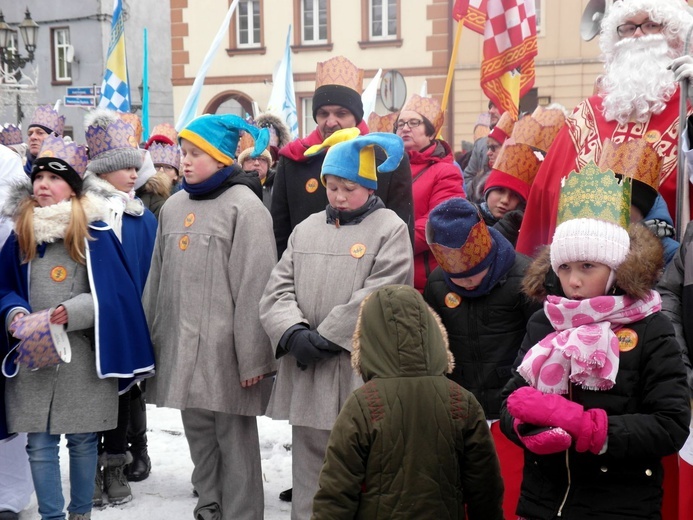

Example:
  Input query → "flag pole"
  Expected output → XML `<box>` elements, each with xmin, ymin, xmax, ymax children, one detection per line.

<box><xmin>441</xmin><ymin>21</ymin><xmax>464</xmax><ymax>111</ymax></box>
<box><xmin>142</xmin><ymin>27</ymin><xmax>150</xmax><ymax>140</ymax></box>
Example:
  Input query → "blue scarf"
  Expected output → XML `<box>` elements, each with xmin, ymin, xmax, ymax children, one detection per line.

<box><xmin>443</xmin><ymin>227</ymin><xmax>516</xmax><ymax>298</ymax></box>
<box><xmin>181</xmin><ymin>165</ymin><xmax>234</xmax><ymax>196</ymax></box>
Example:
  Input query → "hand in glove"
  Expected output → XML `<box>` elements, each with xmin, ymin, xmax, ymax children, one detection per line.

<box><xmin>513</xmin><ymin>420</ymin><xmax>572</xmax><ymax>455</ymax></box>
<box><xmin>507</xmin><ymin>386</ymin><xmax>608</xmax><ymax>454</ymax></box>
<box><xmin>669</xmin><ymin>55</ymin><xmax>693</xmax><ymax>102</ymax></box>
<box><xmin>494</xmin><ymin>209</ymin><xmax>524</xmax><ymax>244</ymax></box>
<box><xmin>285</xmin><ymin>328</ymin><xmax>341</xmax><ymax>368</ymax></box>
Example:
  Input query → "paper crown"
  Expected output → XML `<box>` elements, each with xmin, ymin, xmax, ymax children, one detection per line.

<box><xmin>597</xmin><ymin>138</ymin><xmax>662</xmax><ymax>192</ymax></box>
<box><xmin>0</xmin><ymin>124</ymin><xmax>23</xmax><ymax>146</ymax></box>
<box><xmin>400</xmin><ymin>94</ymin><xmax>444</xmax><ymax>133</ymax></box>
<box><xmin>9</xmin><ymin>308</ymin><xmax>71</xmax><ymax>373</ymax></box>
<box><xmin>148</xmin><ymin>143</ymin><xmax>181</xmax><ymax>171</ymax></box>
<box><xmin>146</xmin><ymin>123</ymin><xmax>178</xmax><ymax>148</ymax></box>
<box><xmin>28</xmin><ymin>105</ymin><xmax>65</xmax><ymax>136</ymax></box>
<box><xmin>85</xmin><ymin>109</ymin><xmax>140</xmax><ymax>159</ymax></box>
<box><xmin>36</xmin><ymin>134</ymin><xmax>89</xmax><ymax>177</ymax></box>
<box><xmin>118</xmin><ymin>112</ymin><xmax>143</xmax><ymax>143</ymax></box>
<box><xmin>511</xmin><ymin>105</ymin><xmax>565</xmax><ymax>152</ymax></box>
<box><xmin>305</xmin><ymin>127</ymin><xmax>404</xmax><ymax>190</ymax></box>
<box><xmin>487</xmin><ymin>112</ymin><xmax>516</xmax><ymax>145</ymax></box>
<box><xmin>556</xmin><ymin>161</ymin><xmax>632</xmax><ymax>230</ymax></box>
<box><xmin>237</xmin><ymin>131</ymin><xmax>256</xmax><ymax>154</ymax></box>
<box><xmin>179</xmin><ymin>114</ymin><xmax>269</xmax><ymax>166</ymax></box>
<box><xmin>315</xmin><ymin>56</ymin><xmax>363</xmax><ymax>92</ymax></box>
<box><xmin>426</xmin><ymin>198</ymin><xmax>495</xmax><ymax>277</ymax></box>
<box><xmin>367</xmin><ymin>112</ymin><xmax>398</xmax><ymax>133</ymax></box>
<box><xmin>484</xmin><ymin>139</ymin><xmax>542</xmax><ymax>201</ymax></box>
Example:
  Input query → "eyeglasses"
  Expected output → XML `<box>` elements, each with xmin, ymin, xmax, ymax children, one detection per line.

<box><xmin>616</xmin><ymin>21</ymin><xmax>663</xmax><ymax>38</ymax></box>
<box><xmin>487</xmin><ymin>144</ymin><xmax>500</xmax><ymax>152</ymax></box>
<box><xmin>156</xmin><ymin>165</ymin><xmax>176</xmax><ymax>172</ymax></box>
<box><xmin>396</xmin><ymin>119</ymin><xmax>424</xmax><ymax>129</ymax></box>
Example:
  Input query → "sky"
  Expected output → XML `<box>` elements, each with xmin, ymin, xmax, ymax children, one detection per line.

<box><xmin>19</xmin><ymin>407</ymin><xmax>294</xmax><ymax>519</ymax></box>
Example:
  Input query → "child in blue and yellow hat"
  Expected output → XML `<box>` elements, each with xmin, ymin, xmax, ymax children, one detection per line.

<box><xmin>259</xmin><ymin>128</ymin><xmax>414</xmax><ymax>518</ymax></box>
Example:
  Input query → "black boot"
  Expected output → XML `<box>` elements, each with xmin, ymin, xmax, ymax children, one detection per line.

<box><xmin>126</xmin><ymin>386</ymin><xmax>151</xmax><ymax>482</ymax></box>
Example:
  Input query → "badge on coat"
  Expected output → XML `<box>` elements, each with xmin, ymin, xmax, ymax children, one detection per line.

<box><xmin>444</xmin><ymin>292</ymin><xmax>461</xmax><ymax>308</ymax></box>
<box><xmin>184</xmin><ymin>213</ymin><xmax>195</xmax><ymax>227</ymax></box>
<box><xmin>616</xmin><ymin>328</ymin><xmax>638</xmax><ymax>352</ymax></box>
<box><xmin>50</xmin><ymin>266</ymin><xmax>67</xmax><ymax>283</ymax></box>
<box><xmin>179</xmin><ymin>235</ymin><xmax>190</xmax><ymax>251</ymax></box>
<box><xmin>644</xmin><ymin>130</ymin><xmax>661</xmax><ymax>144</ymax></box>
<box><xmin>305</xmin><ymin>178</ymin><xmax>319</xmax><ymax>193</ymax></box>
<box><xmin>350</xmin><ymin>243</ymin><xmax>366</xmax><ymax>258</ymax></box>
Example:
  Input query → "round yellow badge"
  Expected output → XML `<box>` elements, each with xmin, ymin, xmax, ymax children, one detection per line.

<box><xmin>644</xmin><ymin>130</ymin><xmax>661</xmax><ymax>144</ymax></box>
<box><xmin>444</xmin><ymin>292</ymin><xmax>461</xmax><ymax>308</ymax></box>
<box><xmin>616</xmin><ymin>328</ymin><xmax>638</xmax><ymax>352</ymax></box>
<box><xmin>50</xmin><ymin>266</ymin><xmax>67</xmax><ymax>283</ymax></box>
<box><xmin>184</xmin><ymin>213</ymin><xmax>195</xmax><ymax>228</ymax></box>
<box><xmin>350</xmin><ymin>243</ymin><xmax>366</xmax><ymax>259</ymax></box>
<box><xmin>179</xmin><ymin>235</ymin><xmax>190</xmax><ymax>251</ymax></box>
<box><xmin>305</xmin><ymin>178</ymin><xmax>319</xmax><ymax>193</ymax></box>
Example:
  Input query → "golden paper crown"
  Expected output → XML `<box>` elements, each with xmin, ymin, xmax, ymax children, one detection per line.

<box><xmin>400</xmin><ymin>94</ymin><xmax>444</xmax><ymax>133</ymax></box>
<box><xmin>511</xmin><ymin>106</ymin><xmax>565</xmax><ymax>152</ymax></box>
<box><xmin>148</xmin><ymin>123</ymin><xmax>178</xmax><ymax>145</ymax></box>
<box><xmin>315</xmin><ymin>56</ymin><xmax>363</xmax><ymax>93</ymax></box>
<box><xmin>367</xmin><ymin>112</ymin><xmax>398</xmax><ymax>133</ymax></box>
<box><xmin>492</xmin><ymin>139</ymin><xmax>542</xmax><ymax>186</ymax></box>
<box><xmin>557</xmin><ymin>161</ymin><xmax>632</xmax><ymax>229</ymax></box>
<box><xmin>597</xmin><ymin>139</ymin><xmax>662</xmax><ymax>192</ymax></box>
<box><xmin>118</xmin><ymin>112</ymin><xmax>143</xmax><ymax>143</ymax></box>
<box><xmin>237</xmin><ymin>131</ymin><xmax>256</xmax><ymax>154</ymax></box>
<box><xmin>488</xmin><ymin>112</ymin><xmax>516</xmax><ymax>143</ymax></box>
<box><xmin>428</xmin><ymin>220</ymin><xmax>493</xmax><ymax>275</ymax></box>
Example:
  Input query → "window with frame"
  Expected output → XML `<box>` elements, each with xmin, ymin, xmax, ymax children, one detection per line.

<box><xmin>237</xmin><ymin>0</ymin><xmax>261</xmax><ymax>48</ymax></box>
<box><xmin>370</xmin><ymin>0</ymin><xmax>397</xmax><ymax>40</ymax></box>
<box><xmin>52</xmin><ymin>28</ymin><xmax>72</xmax><ymax>82</ymax></box>
<box><xmin>535</xmin><ymin>0</ymin><xmax>544</xmax><ymax>36</ymax></box>
<box><xmin>302</xmin><ymin>0</ymin><xmax>327</xmax><ymax>44</ymax></box>
<box><xmin>301</xmin><ymin>97</ymin><xmax>317</xmax><ymax>137</ymax></box>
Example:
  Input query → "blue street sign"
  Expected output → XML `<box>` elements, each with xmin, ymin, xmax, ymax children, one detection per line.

<box><xmin>64</xmin><ymin>96</ymin><xmax>96</xmax><ymax>107</ymax></box>
<box><xmin>66</xmin><ymin>86</ymin><xmax>101</xmax><ymax>96</ymax></box>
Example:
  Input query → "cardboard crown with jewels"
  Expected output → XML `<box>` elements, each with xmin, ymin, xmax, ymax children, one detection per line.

<box><xmin>37</xmin><ymin>134</ymin><xmax>89</xmax><ymax>177</ymax></box>
<box><xmin>118</xmin><ymin>112</ymin><xmax>143</xmax><ymax>144</ymax></box>
<box><xmin>28</xmin><ymin>105</ymin><xmax>65</xmax><ymax>136</ymax></box>
<box><xmin>315</xmin><ymin>56</ymin><xmax>363</xmax><ymax>92</ymax></box>
<box><xmin>85</xmin><ymin>114</ymin><xmax>139</xmax><ymax>159</ymax></box>
<box><xmin>148</xmin><ymin>142</ymin><xmax>181</xmax><ymax>171</ymax></box>
<box><xmin>399</xmin><ymin>94</ymin><xmax>444</xmax><ymax>134</ymax></box>
<box><xmin>0</xmin><ymin>124</ymin><xmax>23</xmax><ymax>146</ymax></box>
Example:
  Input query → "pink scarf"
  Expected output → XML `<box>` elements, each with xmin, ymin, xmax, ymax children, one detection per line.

<box><xmin>518</xmin><ymin>291</ymin><xmax>662</xmax><ymax>394</ymax></box>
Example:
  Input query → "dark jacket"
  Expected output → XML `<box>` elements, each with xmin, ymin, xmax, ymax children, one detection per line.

<box><xmin>500</xmin><ymin>225</ymin><xmax>690</xmax><ymax>520</ymax></box>
<box><xmin>271</xmin><ymin>143</ymin><xmax>414</xmax><ymax>258</ymax></box>
<box><xmin>424</xmin><ymin>254</ymin><xmax>539</xmax><ymax>419</ymax></box>
<box><xmin>312</xmin><ymin>285</ymin><xmax>504</xmax><ymax>520</ymax></box>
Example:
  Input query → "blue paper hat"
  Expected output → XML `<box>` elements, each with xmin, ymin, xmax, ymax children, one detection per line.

<box><xmin>178</xmin><ymin>114</ymin><xmax>269</xmax><ymax>166</ymax></box>
<box><xmin>305</xmin><ymin>128</ymin><xmax>404</xmax><ymax>190</ymax></box>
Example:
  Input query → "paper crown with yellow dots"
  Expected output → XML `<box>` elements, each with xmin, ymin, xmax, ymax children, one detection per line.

<box><xmin>304</xmin><ymin>127</ymin><xmax>404</xmax><ymax>190</ymax></box>
<box><xmin>399</xmin><ymin>94</ymin><xmax>444</xmax><ymax>134</ymax></box>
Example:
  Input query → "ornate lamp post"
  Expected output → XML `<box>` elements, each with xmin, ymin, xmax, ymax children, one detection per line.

<box><xmin>0</xmin><ymin>8</ymin><xmax>39</xmax><ymax>78</ymax></box>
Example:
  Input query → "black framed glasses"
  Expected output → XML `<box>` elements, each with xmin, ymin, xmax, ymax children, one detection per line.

<box><xmin>616</xmin><ymin>21</ymin><xmax>663</xmax><ymax>38</ymax></box>
<box><xmin>396</xmin><ymin>119</ymin><xmax>424</xmax><ymax>129</ymax></box>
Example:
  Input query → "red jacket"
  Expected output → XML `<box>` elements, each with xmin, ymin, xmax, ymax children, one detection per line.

<box><xmin>409</xmin><ymin>139</ymin><xmax>465</xmax><ymax>291</ymax></box>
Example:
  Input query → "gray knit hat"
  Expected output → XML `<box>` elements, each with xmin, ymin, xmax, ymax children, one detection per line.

<box><xmin>84</xmin><ymin>108</ymin><xmax>143</xmax><ymax>174</ymax></box>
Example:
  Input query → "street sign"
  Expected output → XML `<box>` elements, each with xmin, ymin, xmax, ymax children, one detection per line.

<box><xmin>64</xmin><ymin>95</ymin><xmax>96</xmax><ymax>107</ymax></box>
<box><xmin>66</xmin><ymin>86</ymin><xmax>101</xmax><ymax>96</ymax></box>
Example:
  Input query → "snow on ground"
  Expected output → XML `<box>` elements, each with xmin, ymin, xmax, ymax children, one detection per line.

<box><xmin>20</xmin><ymin>406</ymin><xmax>294</xmax><ymax>519</ymax></box>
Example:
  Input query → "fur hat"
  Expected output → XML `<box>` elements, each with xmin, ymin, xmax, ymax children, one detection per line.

<box><xmin>28</xmin><ymin>105</ymin><xmax>65</xmax><ymax>136</ymax></box>
<box><xmin>32</xmin><ymin>134</ymin><xmax>88</xmax><ymax>195</ymax></box>
<box><xmin>312</xmin><ymin>56</ymin><xmax>364</xmax><ymax>124</ymax></box>
<box><xmin>426</xmin><ymin>197</ymin><xmax>498</xmax><ymax>278</ymax></box>
<box><xmin>178</xmin><ymin>114</ymin><xmax>269</xmax><ymax>166</ymax></box>
<box><xmin>84</xmin><ymin>109</ymin><xmax>143</xmax><ymax>174</ymax></box>
<box><xmin>304</xmin><ymin>128</ymin><xmax>404</xmax><ymax>190</ymax></box>
<box><xmin>254</xmin><ymin>112</ymin><xmax>291</xmax><ymax>149</ymax></box>
<box><xmin>237</xmin><ymin>147</ymin><xmax>272</xmax><ymax>167</ymax></box>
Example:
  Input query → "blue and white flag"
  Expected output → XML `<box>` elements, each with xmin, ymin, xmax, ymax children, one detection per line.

<box><xmin>266</xmin><ymin>25</ymin><xmax>299</xmax><ymax>139</ymax></box>
<box><xmin>99</xmin><ymin>0</ymin><xmax>131</xmax><ymax>111</ymax></box>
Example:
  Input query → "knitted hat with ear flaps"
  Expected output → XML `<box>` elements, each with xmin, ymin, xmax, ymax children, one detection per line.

<box><xmin>178</xmin><ymin>114</ymin><xmax>269</xmax><ymax>166</ymax></box>
<box><xmin>304</xmin><ymin>127</ymin><xmax>404</xmax><ymax>190</ymax></box>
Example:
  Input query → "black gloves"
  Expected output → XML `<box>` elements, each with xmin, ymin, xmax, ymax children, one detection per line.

<box><xmin>284</xmin><ymin>327</ymin><xmax>342</xmax><ymax>369</ymax></box>
<box><xmin>494</xmin><ymin>209</ymin><xmax>524</xmax><ymax>245</ymax></box>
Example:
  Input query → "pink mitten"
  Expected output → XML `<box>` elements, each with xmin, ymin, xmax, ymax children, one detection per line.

<box><xmin>507</xmin><ymin>386</ymin><xmax>608</xmax><ymax>454</ymax></box>
<box><xmin>513</xmin><ymin>419</ymin><xmax>572</xmax><ymax>455</ymax></box>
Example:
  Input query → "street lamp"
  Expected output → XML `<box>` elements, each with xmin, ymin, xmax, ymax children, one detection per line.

<box><xmin>0</xmin><ymin>8</ymin><xmax>39</xmax><ymax>75</ymax></box>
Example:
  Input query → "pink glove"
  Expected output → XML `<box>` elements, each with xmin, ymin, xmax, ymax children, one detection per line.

<box><xmin>507</xmin><ymin>386</ymin><xmax>608</xmax><ymax>454</ymax></box>
<box><xmin>513</xmin><ymin>419</ymin><xmax>572</xmax><ymax>455</ymax></box>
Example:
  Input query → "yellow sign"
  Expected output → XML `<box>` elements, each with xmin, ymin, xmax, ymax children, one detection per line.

<box><xmin>350</xmin><ymin>243</ymin><xmax>366</xmax><ymax>259</ymax></box>
<box><xmin>616</xmin><ymin>328</ymin><xmax>638</xmax><ymax>352</ymax></box>
<box><xmin>444</xmin><ymin>292</ymin><xmax>462</xmax><ymax>308</ymax></box>
<box><xmin>179</xmin><ymin>235</ymin><xmax>190</xmax><ymax>251</ymax></box>
<box><xmin>50</xmin><ymin>266</ymin><xmax>67</xmax><ymax>283</ymax></box>
<box><xmin>305</xmin><ymin>178</ymin><xmax>319</xmax><ymax>193</ymax></box>
<box><xmin>184</xmin><ymin>213</ymin><xmax>195</xmax><ymax>227</ymax></box>
<box><xmin>644</xmin><ymin>130</ymin><xmax>661</xmax><ymax>144</ymax></box>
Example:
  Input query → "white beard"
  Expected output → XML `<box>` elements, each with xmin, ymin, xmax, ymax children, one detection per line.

<box><xmin>601</xmin><ymin>34</ymin><xmax>677</xmax><ymax>125</ymax></box>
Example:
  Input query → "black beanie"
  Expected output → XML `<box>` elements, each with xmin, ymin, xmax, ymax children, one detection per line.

<box><xmin>32</xmin><ymin>157</ymin><xmax>83</xmax><ymax>196</ymax></box>
<box><xmin>312</xmin><ymin>85</ymin><xmax>364</xmax><ymax>124</ymax></box>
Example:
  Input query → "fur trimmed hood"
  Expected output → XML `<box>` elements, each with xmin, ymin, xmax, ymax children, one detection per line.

<box><xmin>522</xmin><ymin>223</ymin><xmax>664</xmax><ymax>302</ymax></box>
<box><xmin>255</xmin><ymin>112</ymin><xmax>292</xmax><ymax>149</ymax></box>
<box><xmin>351</xmin><ymin>285</ymin><xmax>455</xmax><ymax>381</ymax></box>
<box><xmin>83</xmin><ymin>173</ymin><xmax>146</xmax><ymax>217</ymax></box>
<box><xmin>137</xmin><ymin>170</ymin><xmax>172</xmax><ymax>200</ymax></box>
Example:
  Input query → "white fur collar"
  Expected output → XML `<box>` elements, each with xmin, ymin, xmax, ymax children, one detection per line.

<box><xmin>84</xmin><ymin>173</ymin><xmax>145</xmax><ymax>216</ymax></box>
<box><xmin>32</xmin><ymin>192</ymin><xmax>109</xmax><ymax>244</ymax></box>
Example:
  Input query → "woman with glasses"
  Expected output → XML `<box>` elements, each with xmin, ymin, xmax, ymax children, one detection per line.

<box><xmin>395</xmin><ymin>94</ymin><xmax>465</xmax><ymax>293</ymax></box>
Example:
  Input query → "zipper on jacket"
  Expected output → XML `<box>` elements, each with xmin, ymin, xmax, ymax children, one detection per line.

<box><xmin>557</xmin><ymin>385</ymin><xmax>573</xmax><ymax>517</ymax></box>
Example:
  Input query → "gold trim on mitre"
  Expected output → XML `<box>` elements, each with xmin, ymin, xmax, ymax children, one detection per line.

<box><xmin>493</xmin><ymin>139</ymin><xmax>542</xmax><ymax>185</ymax></box>
<box><xmin>512</xmin><ymin>106</ymin><xmax>565</xmax><ymax>152</ymax></box>
<box><xmin>315</xmin><ymin>56</ymin><xmax>363</xmax><ymax>92</ymax></box>
<box><xmin>597</xmin><ymin>138</ymin><xmax>662</xmax><ymax>192</ymax></box>
<box><xmin>400</xmin><ymin>94</ymin><xmax>444</xmax><ymax>134</ymax></box>
<box><xmin>428</xmin><ymin>220</ymin><xmax>493</xmax><ymax>274</ymax></box>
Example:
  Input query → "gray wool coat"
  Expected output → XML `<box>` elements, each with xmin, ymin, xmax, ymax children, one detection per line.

<box><xmin>142</xmin><ymin>185</ymin><xmax>277</xmax><ymax>416</ymax></box>
<box><xmin>259</xmin><ymin>208</ymin><xmax>414</xmax><ymax>431</ymax></box>
<box><xmin>5</xmin><ymin>195</ymin><xmax>118</xmax><ymax>435</ymax></box>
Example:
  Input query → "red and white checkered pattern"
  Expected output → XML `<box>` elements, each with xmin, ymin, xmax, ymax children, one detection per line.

<box><xmin>453</xmin><ymin>0</ymin><xmax>537</xmax><ymax>117</ymax></box>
